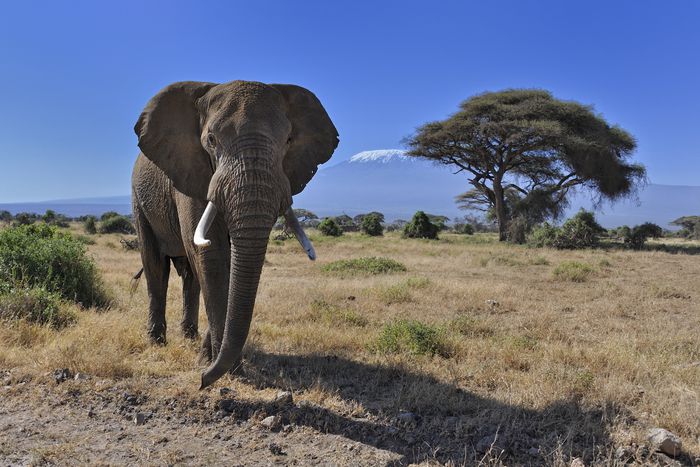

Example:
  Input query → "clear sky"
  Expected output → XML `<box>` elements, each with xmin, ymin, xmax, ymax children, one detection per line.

<box><xmin>0</xmin><ymin>0</ymin><xmax>698</xmax><ymax>202</ymax></box>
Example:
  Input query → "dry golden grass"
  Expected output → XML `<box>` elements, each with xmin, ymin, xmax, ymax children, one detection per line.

<box><xmin>1</xmin><ymin>224</ymin><xmax>699</xmax><ymax>465</ymax></box>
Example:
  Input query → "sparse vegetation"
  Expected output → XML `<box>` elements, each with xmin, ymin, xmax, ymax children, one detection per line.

<box><xmin>0</xmin><ymin>286</ymin><xmax>74</xmax><ymax>329</ymax></box>
<box><xmin>0</xmin><ymin>225</ymin><xmax>698</xmax><ymax>465</ymax></box>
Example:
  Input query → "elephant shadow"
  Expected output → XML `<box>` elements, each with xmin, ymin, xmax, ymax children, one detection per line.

<box><xmin>224</xmin><ymin>346</ymin><xmax>622</xmax><ymax>465</ymax></box>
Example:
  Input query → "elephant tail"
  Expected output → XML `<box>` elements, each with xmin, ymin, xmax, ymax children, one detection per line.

<box><xmin>129</xmin><ymin>268</ymin><xmax>144</xmax><ymax>295</ymax></box>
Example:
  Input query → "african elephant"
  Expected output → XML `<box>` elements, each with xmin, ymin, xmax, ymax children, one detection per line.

<box><xmin>131</xmin><ymin>80</ymin><xmax>338</xmax><ymax>389</ymax></box>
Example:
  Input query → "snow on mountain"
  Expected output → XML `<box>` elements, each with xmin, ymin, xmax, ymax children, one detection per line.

<box><xmin>348</xmin><ymin>149</ymin><xmax>413</xmax><ymax>164</ymax></box>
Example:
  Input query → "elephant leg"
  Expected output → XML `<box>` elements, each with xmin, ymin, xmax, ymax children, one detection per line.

<box><xmin>198</xmin><ymin>328</ymin><xmax>212</xmax><ymax>365</ymax></box>
<box><xmin>134</xmin><ymin>208</ymin><xmax>171</xmax><ymax>345</ymax></box>
<box><xmin>172</xmin><ymin>257</ymin><xmax>200</xmax><ymax>339</ymax></box>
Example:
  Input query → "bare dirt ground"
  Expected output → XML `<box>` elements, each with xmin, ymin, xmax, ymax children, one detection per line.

<box><xmin>1</xmin><ymin>229</ymin><xmax>699</xmax><ymax>466</ymax></box>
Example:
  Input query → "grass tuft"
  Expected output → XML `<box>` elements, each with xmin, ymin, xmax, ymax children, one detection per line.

<box><xmin>321</xmin><ymin>257</ymin><xmax>406</xmax><ymax>276</ymax></box>
<box><xmin>373</xmin><ymin>319</ymin><xmax>451</xmax><ymax>357</ymax></box>
<box><xmin>0</xmin><ymin>287</ymin><xmax>75</xmax><ymax>329</ymax></box>
<box><xmin>552</xmin><ymin>261</ymin><xmax>594</xmax><ymax>282</ymax></box>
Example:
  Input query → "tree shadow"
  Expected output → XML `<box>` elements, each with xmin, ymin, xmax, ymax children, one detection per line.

<box><xmin>215</xmin><ymin>347</ymin><xmax>623</xmax><ymax>465</ymax></box>
<box><xmin>598</xmin><ymin>240</ymin><xmax>700</xmax><ymax>255</ymax></box>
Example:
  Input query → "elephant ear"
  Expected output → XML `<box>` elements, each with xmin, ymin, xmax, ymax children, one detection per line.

<box><xmin>271</xmin><ymin>84</ymin><xmax>339</xmax><ymax>195</ymax></box>
<box><xmin>134</xmin><ymin>81</ymin><xmax>217</xmax><ymax>199</ymax></box>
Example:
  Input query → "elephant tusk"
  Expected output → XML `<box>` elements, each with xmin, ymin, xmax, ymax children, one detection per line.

<box><xmin>284</xmin><ymin>206</ymin><xmax>316</xmax><ymax>261</ymax></box>
<box><xmin>194</xmin><ymin>202</ymin><xmax>218</xmax><ymax>248</ymax></box>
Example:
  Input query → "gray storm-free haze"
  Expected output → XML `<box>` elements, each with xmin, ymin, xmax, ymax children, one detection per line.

<box><xmin>0</xmin><ymin>0</ymin><xmax>698</xmax><ymax>202</ymax></box>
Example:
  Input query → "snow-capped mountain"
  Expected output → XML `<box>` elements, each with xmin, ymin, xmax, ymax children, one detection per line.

<box><xmin>294</xmin><ymin>149</ymin><xmax>700</xmax><ymax>228</ymax></box>
<box><xmin>1</xmin><ymin>149</ymin><xmax>697</xmax><ymax>228</ymax></box>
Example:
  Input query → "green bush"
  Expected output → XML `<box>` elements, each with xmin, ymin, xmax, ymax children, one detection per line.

<box><xmin>317</xmin><ymin>218</ymin><xmax>343</xmax><ymax>237</ymax></box>
<box><xmin>99</xmin><ymin>215</ymin><xmax>135</xmax><ymax>234</ymax></box>
<box><xmin>623</xmin><ymin>222</ymin><xmax>663</xmax><ymax>249</ymax></box>
<box><xmin>403</xmin><ymin>211</ymin><xmax>439</xmax><ymax>239</ymax></box>
<box><xmin>552</xmin><ymin>261</ymin><xmax>594</xmax><ymax>282</ymax></box>
<box><xmin>0</xmin><ymin>286</ymin><xmax>75</xmax><ymax>329</ymax></box>
<box><xmin>100</xmin><ymin>211</ymin><xmax>121</xmax><ymax>221</ymax></box>
<box><xmin>83</xmin><ymin>216</ymin><xmax>97</xmax><ymax>235</ymax></box>
<box><xmin>551</xmin><ymin>210</ymin><xmax>606</xmax><ymax>249</ymax></box>
<box><xmin>321</xmin><ymin>257</ymin><xmax>406</xmax><ymax>275</ymax></box>
<box><xmin>0</xmin><ymin>224</ymin><xmax>109</xmax><ymax>307</ymax></box>
<box><xmin>361</xmin><ymin>213</ymin><xmax>384</xmax><ymax>236</ymax></box>
<box><xmin>453</xmin><ymin>223</ymin><xmax>474</xmax><ymax>235</ymax></box>
<box><xmin>12</xmin><ymin>212</ymin><xmax>37</xmax><ymax>226</ymax></box>
<box><xmin>528</xmin><ymin>222</ymin><xmax>558</xmax><ymax>247</ymax></box>
<box><xmin>373</xmin><ymin>319</ymin><xmax>451</xmax><ymax>357</ymax></box>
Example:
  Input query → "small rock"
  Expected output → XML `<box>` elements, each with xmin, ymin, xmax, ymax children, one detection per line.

<box><xmin>274</xmin><ymin>390</ymin><xmax>293</xmax><ymax>406</ymax></box>
<box><xmin>123</xmin><ymin>393</ymin><xmax>138</xmax><ymax>405</ymax></box>
<box><xmin>218</xmin><ymin>399</ymin><xmax>236</xmax><ymax>413</ymax></box>
<box><xmin>219</xmin><ymin>387</ymin><xmax>232</xmax><ymax>396</ymax></box>
<box><xmin>269</xmin><ymin>442</ymin><xmax>286</xmax><ymax>455</ymax></box>
<box><xmin>87</xmin><ymin>409</ymin><xmax>96</xmax><ymax>418</ymax></box>
<box><xmin>485</xmin><ymin>299</ymin><xmax>500</xmax><ymax>308</ymax></box>
<box><xmin>53</xmin><ymin>368</ymin><xmax>72</xmax><ymax>384</ymax></box>
<box><xmin>73</xmin><ymin>372</ymin><xmax>89</xmax><ymax>381</ymax></box>
<box><xmin>347</xmin><ymin>296</ymin><xmax>356</xmax><ymax>301</ymax></box>
<box><xmin>261</xmin><ymin>415</ymin><xmax>281</xmax><ymax>430</ymax></box>
<box><xmin>134</xmin><ymin>413</ymin><xmax>147</xmax><ymax>426</ymax></box>
<box><xmin>570</xmin><ymin>458</ymin><xmax>586</xmax><ymax>467</ymax></box>
<box><xmin>648</xmin><ymin>428</ymin><xmax>682</xmax><ymax>457</ymax></box>
<box><xmin>527</xmin><ymin>447</ymin><xmax>540</xmax><ymax>456</ymax></box>
<box><xmin>397</xmin><ymin>412</ymin><xmax>417</xmax><ymax>424</ymax></box>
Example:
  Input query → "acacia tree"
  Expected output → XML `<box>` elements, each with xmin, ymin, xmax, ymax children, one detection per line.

<box><xmin>406</xmin><ymin>89</ymin><xmax>645</xmax><ymax>241</ymax></box>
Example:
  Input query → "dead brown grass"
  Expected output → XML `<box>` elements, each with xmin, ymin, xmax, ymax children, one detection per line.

<box><xmin>1</xmin><ymin>225</ymin><xmax>698</xmax><ymax>465</ymax></box>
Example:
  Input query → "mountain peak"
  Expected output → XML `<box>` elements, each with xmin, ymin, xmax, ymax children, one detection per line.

<box><xmin>349</xmin><ymin>149</ymin><xmax>410</xmax><ymax>164</ymax></box>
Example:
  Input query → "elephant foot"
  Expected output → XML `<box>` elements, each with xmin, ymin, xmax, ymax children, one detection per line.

<box><xmin>148</xmin><ymin>324</ymin><xmax>167</xmax><ymax>346</ymax></box>
<box><xmin>181</xmin><ymin>322</ymin><xmax>199</xmax><ymax>340</ymax></box>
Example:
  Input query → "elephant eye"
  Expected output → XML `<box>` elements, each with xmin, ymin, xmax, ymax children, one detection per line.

<box><xmin>207</xmin><ymin>133</ymin><xmax>217</xmax><ymax>148</ymax></box>
<box><xmin>286</xmin><ymin>136</ymin><xmax>293</xmax><ymax>145</ymax></box>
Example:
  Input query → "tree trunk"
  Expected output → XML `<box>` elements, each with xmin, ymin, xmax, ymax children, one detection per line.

<box><xmin>493</xmin><ymin>179</ymin><xmax>508</xmax><ymax>241</ymax></box>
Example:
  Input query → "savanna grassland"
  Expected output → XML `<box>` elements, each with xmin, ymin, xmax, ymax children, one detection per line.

<box><xmin>1</xmin><ymin>225</ymin><xmax>698</xmax><ymax>466</ymax></box>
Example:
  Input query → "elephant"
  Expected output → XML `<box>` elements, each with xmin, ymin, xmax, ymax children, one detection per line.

<box><xmin>131</xmin><ymin>80</ymin><xmax>338</xmax><ymax>389</ymax></box>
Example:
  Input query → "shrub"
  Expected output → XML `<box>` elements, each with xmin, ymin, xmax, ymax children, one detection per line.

<box><xmin>0</xmin><ymin>210</ymin><xmax>12</xmax><ymax>223</ymax></box>
<box><xmin>403</xmin><ymin>211</ymin><xmax>439</xmax><ymax>239</ymax></box>
<box><xmin>623</xmin><ymin>222</ymin><xmax>663</xmax><ymax>249</ymax></box>
<box><xmin>310</xmin><ymin>299</ymin><xmax>368</xmax><ymax>327</ymax></box>
<box><xmin>529</xmin><ymin>222</ymin><xmax>558</xmax><ymax>247</ymax></box>
<box><xmin>317</xmin><ymin>218</ymin><xmax>343</xmax><ymax>237</ymax></box>
<box><xmin>506</xmin><ymin>216</ymin><xmax>528</xmax><ymax>244</ymax></box>
<box><xmin>0</xmin><ymin>224</ymin><xmax>109</xmax><ymax>307</ymax></box>
<box><xmin>83</xmin><ymin>216</ymin><xmax>97</xmax><ymax>234</ymax></box>
<box><xmin>100</xmin><ymin>211</ymin><xmax>121</xmax><ymax>221</ymax></box>
<box><xmin>0</xmin><ymin>286</ymin><xmax>75</xmax><ymax>329</ymax></box>
<box><xmin>453</xmin><ymin>223</ymin><xmax>474</xmax><ymax>235</ymax></box>
<box><xmin>321</xmin><ymin>257</ymin><xmax>406</xmax><ymax>275</ymax></box>
<box><xmin>552</xmin><ymin>210</ymin><xmax>605</xmax><ymax>249</ymax></box>
<box><xmin>361</xmin><ymin>213</ymin><xmax>384</xmax><ymax>236</ymax></box>
<box><xmin>552</xmin><ymin>261</ymin><xmax>594</xmax><ymax>282</ymax></box>
<box><xmin>373</xmin><ymin>319</ymin><xmax>451</xmax><ymax>357</ymax></box>
<box><xmin>99</xmin><ymin>215</ymin><xmax>135</xmax><ymax>234</ymax></box>
<box><xmin>12</xmin><ymin>212</ymin><xmax>37</xmax><ymax>226</ymax></box>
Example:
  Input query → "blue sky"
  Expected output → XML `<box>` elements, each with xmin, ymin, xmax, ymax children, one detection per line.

<box><xmin>0</xmin><ymin>0</ymin><xmax>698</xmax><ymax>202</ymax></box>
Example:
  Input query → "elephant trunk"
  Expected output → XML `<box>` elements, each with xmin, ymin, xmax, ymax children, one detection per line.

<box><xmin>200</xmin><ymin>147</ymin><xmax>281</xmax><ymax>389</ymax></box>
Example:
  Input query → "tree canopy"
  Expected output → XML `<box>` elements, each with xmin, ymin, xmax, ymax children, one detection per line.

<box><xmin>406</xmin><ymin>89</ymin><xmax>645</xmax><ymax>241</ymax></box>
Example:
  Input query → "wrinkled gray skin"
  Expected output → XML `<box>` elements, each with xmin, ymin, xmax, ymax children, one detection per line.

<box><xmin>131</xmin><ymin>81</ymin><xmax>338</xmax><ymax>388</ymax></box>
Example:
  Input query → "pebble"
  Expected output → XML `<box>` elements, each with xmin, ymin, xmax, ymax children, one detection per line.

<box><xmin>73</xmin><ymin>372</ymin><xmax>89</xmax><ymax>381</ymax></box>
<box><xmin>648</xmin><ymin>428</ymin><xmax>682</xmax><ymax>457</ymax></box>
<box><xmin>219</xmin><ymin>387</ymin><xmax>232</xmax><ymax>396</ymax></box>
<box><xmin>269</xmin><ymin>443</ymin><xmax>286</xmax><ymax>455</ymax></box>
<box><xmin>485</xmin><ymin>299</ymin><xmax>500</xmax><ymax>308</ymax></box>
<box><xmin>218</xmin><ymin>399</ymin><xmax>236</xmax><ymax>413</ymax></box>
<box><xmin>274</xmin><ymin>390</ymin><xmax>293</xmax><ymax>406</ymax></box>
<box><xmin>261</xmin><ymin>415</ymin><xmax>281</xmax><ymax>430</ymax></box>
<box><xmin>134</xmin><ymin>413</ymin><xmax>147</xmax><ymax>426</ymax></box>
